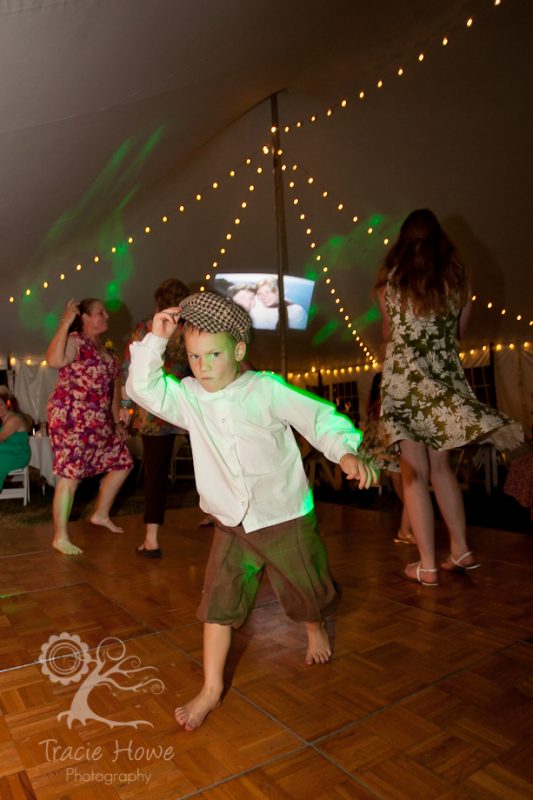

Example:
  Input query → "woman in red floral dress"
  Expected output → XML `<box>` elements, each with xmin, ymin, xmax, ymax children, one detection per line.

<box><xmin>47</xmin><ymin>298</ymin><xmax>132</xmax><ymax>554</ymax></box>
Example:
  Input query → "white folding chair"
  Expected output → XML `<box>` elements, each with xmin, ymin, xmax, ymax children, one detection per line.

<box><xmin>0</xmin><ymin>466</ymin><xmax>31</xmax><ymax>506</ymax></box>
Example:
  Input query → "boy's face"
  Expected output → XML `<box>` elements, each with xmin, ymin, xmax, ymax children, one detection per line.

<box><xmin>184</xmin><ymin>329</ymin><xmax>246</xmax><ymax>393</ymax></box>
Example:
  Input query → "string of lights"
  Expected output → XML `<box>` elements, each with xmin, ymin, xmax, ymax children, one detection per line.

<box><xmin>7</xmin><ymin>149</ymin><xmax>271</xmax><ymax>306</ymax></box>
<box><xmin>12</xmin><ymin>338</ymin><xmax>530</xmax><ymax>371</ymax></box>
<box><xmin>272</xmin><ymin>1</ymin><xmax>504</xmax><ymax>137</ymax></box>
<box><xmin>470</xmin><ymin>294</ymin><xmax>532</xmax><ymax>328</ymax></box>
<box><xmin>283</xmin><ymin>169</ymin><xmax>377</xmax><ymax>365</ymax></box>
<box><xmin>199</xmin><ymin>157</ymin><xmax>268</xmax><ymax>292</ymax></box>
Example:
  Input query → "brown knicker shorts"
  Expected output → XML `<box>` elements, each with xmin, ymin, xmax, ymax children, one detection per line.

<box><xmin>197</xmin><ymin>510</ymin><xmax>341</xmax><ymax>629</ymax></box>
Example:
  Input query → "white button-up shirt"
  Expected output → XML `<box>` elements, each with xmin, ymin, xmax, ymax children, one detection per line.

<box><xmin>127</xmin><ymin>333</ymin><xmax>363</xmax><ymax>532</ymax></box>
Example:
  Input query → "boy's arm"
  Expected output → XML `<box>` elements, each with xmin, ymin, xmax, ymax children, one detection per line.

<box><xmin>126</xmin><ymin>332</ymin><xmax>188</xmax><ymax>429</ymax></box>
<box><xmin>269</xmin><ymin>375</ymin><xmax>378</xmax><ymax>485</ymax></box>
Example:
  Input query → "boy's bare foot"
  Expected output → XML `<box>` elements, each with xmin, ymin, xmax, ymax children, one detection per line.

<box><xmin>52</xmin><ymin>538</ymin><xmax>83</xmax><ymax>555</ymax></box>
<box><xmin>175</xmin><ymin>689</ymin><xmax>221</xmax><ymax>732</ymax></box>
<box><xmin>90</xmin><ymin>514</ymin><xmax>124</xmax><ymax>533</ymax></box>
<box><xmin>305</xmin><ymin>622</ymin><xmax>332</xmax><ymax>665</ymax></box>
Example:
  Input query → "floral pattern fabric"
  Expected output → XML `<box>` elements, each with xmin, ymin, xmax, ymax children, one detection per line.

<box><xmin>121</xmin><ymin>318</ymin><xmax>189</xmax><ymax>436</ymax></box>
<box><xmin>379</xmin><ymin>282</ymin><xmax>523</xmax><ymax>452</ymax></box>
<box><xmin>48</xmin><ymin>334</ymin><xmax>133</xmax><ymax>479</ymax></box>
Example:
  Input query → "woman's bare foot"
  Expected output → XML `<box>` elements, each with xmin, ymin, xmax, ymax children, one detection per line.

<box><xmin>305</xmin><ymin>622</ymin><xmax>332</xmax><ymax>665</ymax></box>
<box><xmin>90</xmin><ymin>514</ymin><xmax>124</xmax><ymax>533</ymax></box>
<box><xmin>52</xmin><ymin>537</ymin><xmax>83</xmax><ymax>555</ymax></box>
<box><xmin>175</xmin><ymin>689</ymin><xmax>221</xmax><ymax>732</ymax></box>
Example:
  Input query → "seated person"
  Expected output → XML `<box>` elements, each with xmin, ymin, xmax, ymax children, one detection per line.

<box><xmin>0</xmin><ymin>388</ymin><xmax>31</xmax><ymax>490</ymax></box>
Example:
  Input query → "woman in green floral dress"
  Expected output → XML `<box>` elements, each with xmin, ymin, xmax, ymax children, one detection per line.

<box><xmin>376</xmin><ymin>209</ymin><xmax>522</xmax><ymax>586</ymax></box>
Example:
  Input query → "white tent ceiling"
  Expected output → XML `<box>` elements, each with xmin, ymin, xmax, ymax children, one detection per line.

<box><xmin>1</xmin><ymin>0</ymin><xmax>532</xmax><ymax>371</ymax></box>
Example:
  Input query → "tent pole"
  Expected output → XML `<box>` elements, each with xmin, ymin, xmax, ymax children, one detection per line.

<box><xmin>270</xmin><ymin>94</ymin><xmax>289</xmax><ymax>379</ymax></box>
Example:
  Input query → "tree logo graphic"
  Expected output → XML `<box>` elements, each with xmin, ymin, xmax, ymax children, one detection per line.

<box><xmin>39</xmin><ymin>632</ymin><xmax>165</xmax><ymax>729</ymax></box>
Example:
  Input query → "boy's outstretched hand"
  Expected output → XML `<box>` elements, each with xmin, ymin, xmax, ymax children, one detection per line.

<box><xmin>152</xmin><ymin>306</ymin><xmax>182</xmax><ymax>339</ymax></box>
<box><xmin>339</xmin><ymin>453</ymin><xmax>379</xmax><ymax>490</ymax></box>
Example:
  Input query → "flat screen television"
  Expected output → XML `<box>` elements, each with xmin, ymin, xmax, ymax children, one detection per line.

<box><xmin>213</xmin><ymin>273</ymin><xmax>314</xmax><ymax>330</ymax></box>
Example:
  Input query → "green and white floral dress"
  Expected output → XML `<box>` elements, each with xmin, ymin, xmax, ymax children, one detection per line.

<box><xmin>379</xmin><ymin>282</ymin><xmax>523</xmax><ymax>453</ymax></box>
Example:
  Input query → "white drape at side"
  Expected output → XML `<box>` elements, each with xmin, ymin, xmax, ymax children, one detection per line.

<box><xmin>14</xmin><ymin>362</ymin><xmax>58</xmax><ymax>423</ymax></box>
<box><xmin>460</xmin><ymin>346</ymin><xmax>533</xmax><ymax>437</ymax></box>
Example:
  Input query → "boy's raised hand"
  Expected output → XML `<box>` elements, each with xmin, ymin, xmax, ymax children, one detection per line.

<box><xmin>339</xmin><ymin>453</ymin><xmax>379</xmax><ymax>490</ymax></box>
<box><xmin>152</xmin><ymin>306</ymin><xmax>182</xmax><ymax>339</ymax></box>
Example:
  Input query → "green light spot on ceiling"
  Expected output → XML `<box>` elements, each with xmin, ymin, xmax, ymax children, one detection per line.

<box><xmin>44</xmin><ymin>312</ymin><xmax>59</xmax><ymax>338</ymax></box>
<box><xmin>312</xmin><ymin>319</ymin><xmax>339</xmax><ymax>346</ymax></box>
<box><xmin>307</xmin><ymin>302</ymin><xmax>318</xmax><ymax>320</ymax></box>
<box><xmin>106</xmin><ymin>281</ymin><xmax>120</xmax><ymax>301</ymax></box>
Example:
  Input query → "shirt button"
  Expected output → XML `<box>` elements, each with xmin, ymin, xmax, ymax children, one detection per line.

<box><xmin>241</xmin><ymin>502</ymin><xmax>246</xmax><ymax>507</ymax></box>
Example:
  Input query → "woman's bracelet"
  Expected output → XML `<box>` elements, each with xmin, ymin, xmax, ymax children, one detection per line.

<box><xmin>120</xmin><ymin>399</ymin><xmax>133</xmax><ymax>408</ymax></box>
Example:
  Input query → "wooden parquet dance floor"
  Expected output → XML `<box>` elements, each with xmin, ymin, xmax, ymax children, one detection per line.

<box><xmin>0</xmin><ymin>503</ymin><xmax>532</xmax><ymax>799</ymax></box>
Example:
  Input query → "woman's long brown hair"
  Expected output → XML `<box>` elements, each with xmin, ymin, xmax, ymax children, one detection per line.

<box><xmin>375</xmin><ymin>209</ymin><xmax>468</xmax><ymax>315</ymax></box>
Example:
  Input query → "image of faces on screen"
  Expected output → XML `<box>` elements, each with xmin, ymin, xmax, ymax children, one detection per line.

<box><xmin>214</xmin><ymin>274</ymin><xmax>315</xmax><ymax>330</ymax></box>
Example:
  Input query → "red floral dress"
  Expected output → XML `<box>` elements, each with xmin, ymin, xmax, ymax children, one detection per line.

<box><xmin>47</xmin><ymin>334</ymin><xmax>133</xmax><ymax>479</ymax></box>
